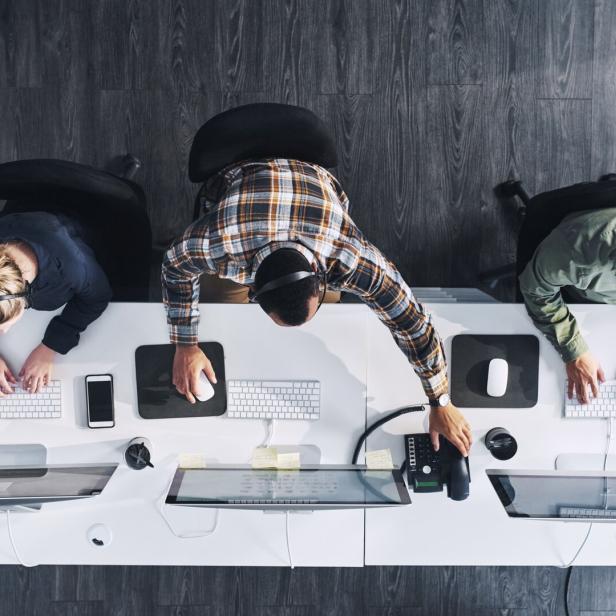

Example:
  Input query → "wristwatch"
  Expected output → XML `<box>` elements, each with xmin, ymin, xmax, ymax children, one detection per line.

<box><xmin>429</xmin><ymin>393</ymin><xmax>450</xmax><ymax>408</ymax></box>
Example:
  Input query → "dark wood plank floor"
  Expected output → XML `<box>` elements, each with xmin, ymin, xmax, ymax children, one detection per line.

<box><xmin>2</xmin><ymin>0</ymin><xmax>616</xmax><ymax>614</ymax></box>
<box><xmin>0</xmin><ymin>564</ymin><xmax>614</xmax><ymax>616</ymax></box>
<box><xmin>3</xmin><ymin>0</ymin><xmax>615</xmax><ymax>288</ymax></box>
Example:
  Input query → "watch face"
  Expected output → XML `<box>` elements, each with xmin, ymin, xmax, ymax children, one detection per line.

<box><xmin>439</xmin><ymin>394</ymin><xmax>450</xmax><ymax>406</ymax></box>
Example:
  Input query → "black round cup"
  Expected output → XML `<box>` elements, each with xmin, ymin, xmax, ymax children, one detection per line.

<box><xmin>485</xmin><ymin>427</ymin><xmax>517</xmax><ymax>460</ymax></box>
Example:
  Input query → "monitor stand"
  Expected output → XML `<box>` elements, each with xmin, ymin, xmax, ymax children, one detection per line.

<box><xmin>555</xmin><ymin>453</ymin><xmax>616</xmax><ymax>471</ymax></box>
<box><xmin>0</xmin><ymin>444</ymin><xmax>47</xmax><ymax>467</ymax></box>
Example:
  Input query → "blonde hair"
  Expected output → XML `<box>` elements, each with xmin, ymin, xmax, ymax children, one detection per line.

<box><xmin>0</xmin><ymin>245</ymin><xmax>28</xmax><ymax>323</ymax></box>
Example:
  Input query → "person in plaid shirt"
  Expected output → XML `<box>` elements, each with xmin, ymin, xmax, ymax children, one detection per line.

<box><xmin>162</xmin><ymin>158</ymin><xmax>472</xmax><ymax>456</ymax></box>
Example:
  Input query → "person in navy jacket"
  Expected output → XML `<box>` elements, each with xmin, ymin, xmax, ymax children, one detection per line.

<box><xmin>0</xmin><ymin>212</ymin><xmax>111</xmax><ymax>394</ymax></box>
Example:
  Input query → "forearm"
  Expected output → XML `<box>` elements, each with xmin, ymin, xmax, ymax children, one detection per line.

<box><xmin>42</xmin><ymin>296</ymin><xmax>110</xmax><ymax>354</ymax></box>
<box><xmin>391</xmin><ymin>313</ymin><xmax>449</xmax><ymax>399</ymax></box>
<box><xmin>161</xmin><ymin>267</ymin><xmax>201</xmax><ymax>345</ymax></box>
<box><xmin>522</xmin><ymin>292</ymin><xmax>588</xmax><ymax>362</ymax></box>
<box><xmin>519</xmin><ymin>262</ymin><xmax>588</xmax><ymax>362</ymax></box>
<box><xmin>341</xmin><ymin>243</ymin><xmax>448</xmax><ymax>398</ymax></box>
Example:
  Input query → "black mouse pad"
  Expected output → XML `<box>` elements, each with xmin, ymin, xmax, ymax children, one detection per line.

<box><xmin>135</xmin><ymin>342</ymin><xmax>226</xmax><ymax>419</ymax></box>
<box><xmin>450</xmin><ymin>334</ymin><xmax>539</xmax><ymax>408</ymax></box>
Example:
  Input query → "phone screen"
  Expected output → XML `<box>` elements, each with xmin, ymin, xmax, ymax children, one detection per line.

<box><xmin>87</xmin><ymin>379</ymin><xmax>114</xmax><ymax>423</ymax></box>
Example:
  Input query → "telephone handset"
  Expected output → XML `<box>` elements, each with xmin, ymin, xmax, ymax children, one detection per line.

<box><xmin>404</xmin><ymin>433</ymin><xmax>470</xmax><ymax>501</ymax></box>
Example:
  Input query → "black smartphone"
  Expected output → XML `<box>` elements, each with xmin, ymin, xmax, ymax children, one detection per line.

<box><xmin>85</xmin><ymin>374</ymin><xmax>115</xmax><ymax>428</ymax></box>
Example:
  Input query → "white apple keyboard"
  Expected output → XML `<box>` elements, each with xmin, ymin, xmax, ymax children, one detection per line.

<box><xmin>226</xmin><ymin>379</ymin><xmax>320</xmax><ymax>420</ymax></box>
<box><xmin>564</xmin><ymin>379</ymin><xmax>616</xmax><ymax>418</ymax></box>
<box><xmin>0</xmin><ymin>380</ymin><xmax>62</xmax><ymax>419</ymax></box>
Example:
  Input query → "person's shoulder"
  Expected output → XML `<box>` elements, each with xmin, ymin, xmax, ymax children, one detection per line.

<box><xmin>562</xmin><ymin>207</ymin><xmax>616</xmax><ymax>230</ymax></box>
<box><xmin>0</xmin><ymin>211</ymin><xmax>61</xmax><ymax>229</ymax></box>
<box><xmin>554</xmin><ymin>208</ymin><xmax>616</xmax><ymax>262</ymax></box>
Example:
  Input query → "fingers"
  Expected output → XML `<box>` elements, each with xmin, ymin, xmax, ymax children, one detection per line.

<box><xmin>429</xmin><ymin>429</ymin><xmax>440</xmax><ymax>452</ymax></box>
<box><xmin>598</xmin><ymin>366</ymin><xmax>606</xmax><ymax>384</ymax></box>
<box><xmin>0</xmin><ymin>376</ymin><xmax>11</xmax><ymax>395</ymax></box>
<box><xmin>4</xmin><ymin>368</ymin><xmax>16</xmax><ymax>384</ymax></box>
<box><xmin>576</xmin><ymin>379</ymin><xmax>589</xmax><ymax>405</ymax></box>
<box><xmin>188</xmin><ymin>371</ymin><xmax>201</xmax><ymax>404</ymax></box>
<box><xmin>202</xmin><ymin>359</ymin><xmax>217</xmax><ymax>384</ymax></box>
<box><xmin>462</xmin><ymin>424</ymin><xmax>473</xmax><ymax>446</ymax></box>
<box><xmin>567</xmin><ymin>378</ymin><xmax>574</xmax><ymax>400</ymax></box>
<box><xmin>172</xmin><ymin>373</ymin><xmax>195</xmax><ymax>404</ymax></box>
<box><xmin>455</xmin><ymin>428</ymin><xmax>471</xmax><ymax>457</ymax></box>
<box><xmin>450</xmin><ymin>434</ymin><xmax>469</xmax><ymax>458</ymax></box>
<box><xmin>589</xmin><ymin>374</ymin><xmax>599</xmax><ymax>400</ymax></box>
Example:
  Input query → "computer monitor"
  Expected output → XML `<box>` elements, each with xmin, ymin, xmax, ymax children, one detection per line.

<box><xmin>165</xmin><ymin>464</ymin><xmax>411</xmax><ymax>510</ymax></box>
<box><xmin>487</xmin><ymin>469</ymin><xmax>616</xmax><ymax>522</ymax></box>
<box><xmin>0</xmin><ymin>463</ymin><xmax>118</xmax><ymax>510</ymax></box>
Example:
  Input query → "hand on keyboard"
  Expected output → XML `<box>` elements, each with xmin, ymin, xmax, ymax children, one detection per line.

<box><xmin>19</xmin><ymin>343</ymin><xmax>55</xmax><ymax>394</ymax></box>
<box><xmin>566</xmin><ymin>351</ymin><xmax>606</xmax><ymax>404</ymax></box>
<box><xmin>0</xmin><ymin>356</ymin><xmax>17</xmax><ymax>395</ymax></box>
<box><xmin>0</xmin><ymin>380</ymin><xmax>62</xmax><ymax>419</ymax></box>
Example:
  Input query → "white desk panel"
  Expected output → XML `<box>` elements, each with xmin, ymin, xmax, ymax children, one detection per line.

<box><xmin>0</xmin><ymin>303</ymin><xmax>370</xmax><ymax>566</ymax></box>
<box><xmin>365</xmin><ymin>304</ymin><xmax>616</xmax><ymax>566</ymax></box>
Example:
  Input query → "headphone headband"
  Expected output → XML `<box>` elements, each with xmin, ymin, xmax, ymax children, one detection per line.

<box><xmin>251</xmin><ymin>270</ymin><xmax>316</xmax><ymax>301</ymax></box>
<box><xmin>0</xmin><ymin>282</ymin><xmax>31</xmax><ymax>306</ymax></box>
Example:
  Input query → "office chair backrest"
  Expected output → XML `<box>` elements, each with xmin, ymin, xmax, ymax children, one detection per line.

<box><xmin>188</xmin><ymin>103</ymin><xmax>338</xmax><ymax>184</ymax></box>
<box><xmin>0</xmin><ymin>159</ymin><xmax>142</xmax><ymax>210</ymax></box>
<box><xmin>517</xmin><ymin>179</ymin><xmax>616</xmax><ymax>277</ymax></box>
<box><xmin>0</xmin><ymin>159</ymin><xmax>151</xmax><ymax>301</ymax></box>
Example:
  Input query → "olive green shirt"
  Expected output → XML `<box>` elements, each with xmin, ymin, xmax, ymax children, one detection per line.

<box><xmin>519</xmin><ymin>208</ymin><xmax>616</xmax><ymax>363</ymax></box>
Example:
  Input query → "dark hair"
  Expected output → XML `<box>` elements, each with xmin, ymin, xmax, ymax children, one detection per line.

<box><xmin>254</xmin><ymin>248</ymin><xmax>319</xmax><ymax>325</ymax></box>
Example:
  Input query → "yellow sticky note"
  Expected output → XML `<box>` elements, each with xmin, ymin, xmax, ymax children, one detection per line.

<box><xmin>365</xmin><ymin>449</ymin><xmax>394</xmax><ymax>470</ymax></box>
<box><xmin>178</xmin><ymin>453</ymin><xmax>207</xmax><ymax>469</ymax></box>
<box><xmin>276</xmin><ymin>452</ymin><xmax>300</xmax><ymax>469</ymax></box>
<box><xmin>252</xmin><ymin>447</ymin><xmax>278</xmax><ymax>468</ymax></box>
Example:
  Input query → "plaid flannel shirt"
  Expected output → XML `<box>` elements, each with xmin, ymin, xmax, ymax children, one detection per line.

<box><xmin>162</xmin><ymin>159</ymin><xmax>448</xmax><ymax>399</ymax></box>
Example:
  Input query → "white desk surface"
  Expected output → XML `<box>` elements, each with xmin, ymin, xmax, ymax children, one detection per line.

<box><xmin>1</xmin><ymin>301</ymin><xmax>615</xmax><ymax>567</ymax></box>
<box><xmin>365</xmin><ymin>303</ymin><xmax>616</xmax><ymax>566</ymax></box>
<box><xmin>0</xmin><ymin>303</ymin><xmax>370</xmax><ymax>566</ymax></box>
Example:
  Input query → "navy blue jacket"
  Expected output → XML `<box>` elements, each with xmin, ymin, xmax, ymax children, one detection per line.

<box><xmin>0</xmin><ymin>212</ymin><xmax>112</xmax><ymax>354</ymax></box>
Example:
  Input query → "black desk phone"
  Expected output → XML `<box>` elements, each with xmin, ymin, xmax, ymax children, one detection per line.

<box><xmin>404</xmin><ymin>433</ymin><xmax>471</xmax><ymax>501</ymax></box>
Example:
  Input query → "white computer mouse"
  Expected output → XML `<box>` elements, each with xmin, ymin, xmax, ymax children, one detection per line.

<box><xmin>487</xmin><ymin>358</ymin><xmax>508</xmax><ymax>397</ymax></box>
<box><xmin>195</xmin><ymin>372</ymin><xmax>215</xmax><ymax>402</ymax></box>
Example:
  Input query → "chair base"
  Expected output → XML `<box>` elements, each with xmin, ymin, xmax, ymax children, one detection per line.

<box><xmin>106</xmin><ymin>153</ymin><xmax>142</xmax><ymax>181</ymax></box>
<box><xmin>599</xmin><ymin>173</ymin><xmax>616</xmax><ymax>182</ymax></box>
<box><xmin>495</xmin><ymin>179</ymin><xmax>531</xmax><ymax>206</ymax></box>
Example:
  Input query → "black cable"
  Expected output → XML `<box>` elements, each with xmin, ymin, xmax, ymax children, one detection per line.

<box><xmin>352</xmin><ymin>405</ymin><xmax>425</xmax><ymax>464</ymax></box>
<box><xmin>564</xmin><ymin>566</ymin><xmax>573</xmax><ymax>616</ymax></box>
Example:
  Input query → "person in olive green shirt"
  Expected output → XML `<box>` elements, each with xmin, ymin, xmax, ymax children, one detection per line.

<box><xmin>519</xmin><ymin>208</ymin><xmax>616</xmax><ymax>404</ymax></box>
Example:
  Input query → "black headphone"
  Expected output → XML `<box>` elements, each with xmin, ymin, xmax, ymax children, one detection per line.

<box><xmin>0</xmin><ymin>282</ymin><xmax>32</xmax><ymax>308</ymax></box>
<box><xmin>250</xmin><ymin>260</ymin><xmax>327</xmax><ymax>303</ymax></box>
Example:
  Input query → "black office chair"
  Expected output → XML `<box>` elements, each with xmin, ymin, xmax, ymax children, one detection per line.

<box><xmin>481</xmin><ymin>175</ymin><xmax>616</xmax><ymax>301</ymax></box>
<box><xmin>188</xmin><ymin>103</ymin><xmax>338</xmax><ymax>220</ymax></box>
<box><xmin>0</xmin><ymin>158</ymin><xmax>152</xmax><ymax>301</ymax></box>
